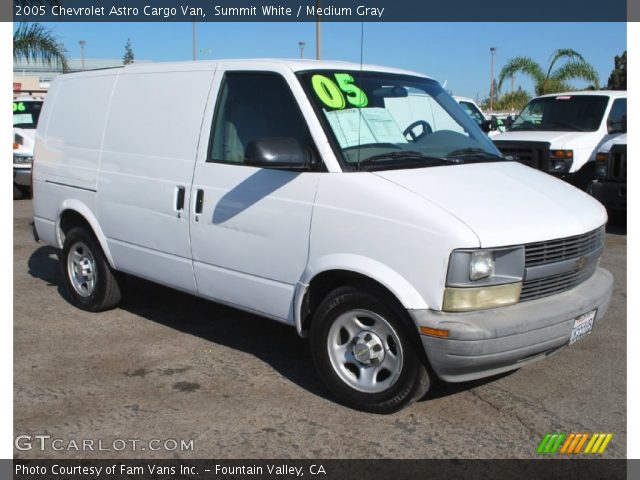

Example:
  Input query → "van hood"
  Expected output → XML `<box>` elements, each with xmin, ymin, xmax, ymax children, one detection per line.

<box><xmin>373</xmin><ymin>161</ymin><xmax>606</xmax><ymax>247</ymax></box>
<box><xmin>493</xmin><ymin>130</ymin><xmax>599</xmax><ymax>150</ymax></box>
<box><xmin>599</xmin><ymin>133</ymin><xmax>627</xmax><ymax>152</ymax></box>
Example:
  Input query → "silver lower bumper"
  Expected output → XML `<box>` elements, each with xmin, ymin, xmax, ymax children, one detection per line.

<box><xmin>410</xmin><ymin>267</ymin><xmax>614</xmax><ymax>382</ymax></box>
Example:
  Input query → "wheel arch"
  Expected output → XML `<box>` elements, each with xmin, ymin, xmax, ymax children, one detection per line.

<box><xmin>294</xmin><ymin>255</ymin><xmax>428</xmax><ymax>337</ymax></box>
<box><xmin>56</xmin><ymin>200</ymin><xmax>115</xmax><ymax>268</ymax></box>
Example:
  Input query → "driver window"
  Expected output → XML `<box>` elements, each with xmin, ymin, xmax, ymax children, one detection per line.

<box><xmin>209</xmin><ymin>72</ymin><xmax>315</xmax><ymax>164</ymax></box>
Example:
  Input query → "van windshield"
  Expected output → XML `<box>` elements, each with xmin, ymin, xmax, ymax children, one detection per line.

<box><xmin>458</xmin><ymin>100</ymin><xmax>486</xmax><ymax>126</ymax></box>
<box><xmin>509</xmin><ymin>95</ymin><xmax>608</xmax><ymax>132</ymax></box>
<box><xmin>298</xmin><ymin>71</ymin><xmax>502</xmax><ymax>171</ymax></box>
<box><xmin>13</xmin><ymin>100</ymin><xmax>43</xmax><ymax>129</ymax></box>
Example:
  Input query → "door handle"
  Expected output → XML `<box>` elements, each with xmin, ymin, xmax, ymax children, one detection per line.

<box><xmin>175</xmin><ymin>186</ymin><xmax>186</xmax><ymax>218</ymax></box>
<box><xmin>194</xmin><ymin>189</ymin><xmax>204</xmax><ymax>216</ymax></box>
<box><xmin>176</xmin><ymin>186</ymin><xmax>185</xmax><ymax>210</ymax></box>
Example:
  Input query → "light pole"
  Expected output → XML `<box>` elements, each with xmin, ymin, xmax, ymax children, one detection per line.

<box><xmin>489</xmin><ymin>46</ymin><xmax>496</xmax><ymax>112</ymax></box>
<box><xmin>192</xmin><ymin>21</ymin><xmax>197</xmax><ymax>60</ymax></box>
<box><xmin>298</xmin><ymin>41</ymin><xmax>306</xmax><ymax>59</ymax></box>
<box><xmin>316</xmin><ymin>0</ymin><xmax>321</xmax><ymax>59</ymax></box>
<box><xmin>79</xmin><ymin>40</ymin><xmax>86</xmax><ymax>70</ymax></box>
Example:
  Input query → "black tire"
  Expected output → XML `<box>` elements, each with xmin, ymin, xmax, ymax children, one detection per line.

<box><xmin>310</xmin><ymin>285</ymin><xmax>430</xmax><ymax>413</ymax></box>
<box><xmin>19</xmin><ymin>185</ymin><xmax>32</xmax><ymax>199</ymax></box>
<box><xmin>13</xmin><ymin>184</ymin><xmax>23</xmax><ymax>200</ymax></box>
<box><xmin>61</xmin><ymin>226</ymin><xmax>122</xmax><ymax>311</ymax></box>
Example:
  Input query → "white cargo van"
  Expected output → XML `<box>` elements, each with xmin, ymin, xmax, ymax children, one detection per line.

<box><xmin>13</xmin><ymin>96</ymin><xmax>44</xmax><ymax>198</ymax></box>
<box><xmin>493</xmin><ymin>91</ymin><xmax>627</xmax><ymax>190</ymax></box>
<box><xmin>33</xmin><ymin>60</ymin><xmax>613</xmax><ymax>413</ymax></box>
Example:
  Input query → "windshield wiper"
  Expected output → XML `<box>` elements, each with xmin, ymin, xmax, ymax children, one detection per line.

<box><xmin>445</xmin><ymin>148</ymin><xmax>505</xmax><ymax>161</ymax></box>
<box><xmin>357</xmin><ymin>151</ymin><xmax>461</xmax><ymax>171</ymax></box>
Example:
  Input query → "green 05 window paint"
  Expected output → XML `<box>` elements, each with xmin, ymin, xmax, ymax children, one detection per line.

<box><xmin>334</xmin><ymin>73</ymin><xmax>368</xmax><ymax>107</ymax></box>
<box><xmin>311</xmin><ymin>73</ymin><xmax>368</xmax><ymax>109</ymax></box>
<box><xmin>312</xmin><ymin>75</ymin><xmax>345</xmax><ymax>109</ymax></box>
<box><xmin>13</xmin><ymin>102</ymin><xmax>26</xmax><ymax>112</ymax></box>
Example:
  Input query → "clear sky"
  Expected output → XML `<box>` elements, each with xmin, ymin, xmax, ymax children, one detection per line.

<box><xmin>24</xmin><ymin>22</ymin><xmax>626</xmax><ymax>99</ymax></box>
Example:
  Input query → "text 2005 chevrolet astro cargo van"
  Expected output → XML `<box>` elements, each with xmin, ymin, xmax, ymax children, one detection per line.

<box><xmin>33</xmin><ymin>60</ymin><xmax>613</xmax><ymax>413</ymax></box>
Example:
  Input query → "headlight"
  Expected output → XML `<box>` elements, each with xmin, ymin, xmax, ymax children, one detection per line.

<box><xmin>595</xmin><ymin>163</ymin><xmax>608</xmax><ymax>178</ymax></box>
<box><xmin>548</xmin><ymin>150</ymin><xmax>573</xmax><ymax>173</ymax></box>
<box><xmin>13</xmin><ymin>155</ymin><xmax>33</xmax><ymax>165</ymax></box>
<box><xmin>470</xmin><ymin>251</ymin><xmax>495</xmax><ymax>280</ymax></box>
<box><xmin>445</xmin><ymin>247</ymin><xmax>525</xmax><ymax>311</ymax></box>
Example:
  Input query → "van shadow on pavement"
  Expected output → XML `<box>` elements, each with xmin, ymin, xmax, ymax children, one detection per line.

<box><xmin>27</xmin><ymin>245</ymin><xmax>504</xmax><ymax>408</ymax></box>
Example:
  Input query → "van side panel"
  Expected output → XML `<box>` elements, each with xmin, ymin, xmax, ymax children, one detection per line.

<box><xmin>33</xmin><ymin>71</ymin><xmax>118</xmax><ymax>245</ymax></box>
<box><xmin>98</xmin><ymin>67</ymin><xmax>216</xmax><ymax>292</ymax></box>
<box><xmin>38</xmin><ymin>73</ymin><xmax>117</xmax><ymax>191</ymax></box>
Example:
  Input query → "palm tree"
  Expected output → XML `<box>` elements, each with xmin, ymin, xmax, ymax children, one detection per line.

<box><xmin>13</xmin><ymin>1</ymin><xmax>69</xmax><ymax>72</ymax></box>
<box><xmin>497</xmin><ymin>49</ymin><xmax>599</xmax><ymax>96</ymax></box>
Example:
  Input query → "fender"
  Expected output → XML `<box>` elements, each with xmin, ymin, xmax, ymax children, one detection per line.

<box><xmin>55</xmin><ymin>199</ymin><xmax>115</xmax><ymax>268</ymax></box>
<box><xmin>294</xmin><ymin>253</ymin><xmax>429</xmax><ymax>336</ymax></box>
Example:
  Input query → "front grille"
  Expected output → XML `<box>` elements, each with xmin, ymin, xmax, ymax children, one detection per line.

<box><xmin>607</xmin><ymin>144</ymin><xmax>626</xmax><ymax>182</ymax></box>
<box><xmin>519</xmin><ymin>226</ymin><xmax>604</xmax><ymax>302</ymax></box>
<box><xmin>520</xmin><ymin>264</ymin><xmax>597</xmax><ymax>302</ymax></box>
<box><xmin>493</xmin><ymin>141</ymin><xmax>550</xmax><ymax>171</ymax></box>
<box><xmin>524</xmin><ymin>227</ymin><xmax>604</xmax><ymax>267</ymax></box>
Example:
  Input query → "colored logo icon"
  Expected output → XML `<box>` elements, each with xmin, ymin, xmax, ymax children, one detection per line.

<box><xmin>537</xmin><ymin>432</ymin><xmax>613</xmax><ymax>454</ymax></box>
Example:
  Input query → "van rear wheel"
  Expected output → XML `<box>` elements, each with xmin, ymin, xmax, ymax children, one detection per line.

<box><xmin>310</xmin><ymin>286</ymin><xmax>430</xmax><ymax>413</ymax></box>
<box><xmin>61</xmin><ymin>227</ymin><xmax>122</xmax><ymax>311</ymax></box>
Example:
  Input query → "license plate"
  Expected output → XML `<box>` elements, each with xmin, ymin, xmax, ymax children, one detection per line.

<box><xmin>569</xmin><ymin>309</ymin><xmax>596</xmax><ymax>345</ymax></box>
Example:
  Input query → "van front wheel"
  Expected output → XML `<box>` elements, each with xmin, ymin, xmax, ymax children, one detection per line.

<box><xmin>61</xmin><ymin>227</ymin><xmax>122</xmax><ymax>311</ymax></box>
<box><xmin>310</xmin><ymin>286</ymin><xmax>430</xmax><ymax>413</ymax></box>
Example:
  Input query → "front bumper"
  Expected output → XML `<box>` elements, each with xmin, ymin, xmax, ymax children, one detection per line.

<box><xmin>410</xmin><ymin>267</ymin><xmax>614</xmax><ymax>382</ymax></box>
<box><xmin>13</xmin><ymin>167</ymin><xmax>31</xmax><ymax>187</ymax></box>
<box><xmin>589</xmin><ymin>180</ymin><xmax>626</xmax><ymax>212</ymax></box>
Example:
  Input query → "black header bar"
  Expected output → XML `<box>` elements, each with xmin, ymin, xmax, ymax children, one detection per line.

<box><xmin>10</xmin><ymin>0</ymin><xmax>631</xmax><ymax>22</ymax></box>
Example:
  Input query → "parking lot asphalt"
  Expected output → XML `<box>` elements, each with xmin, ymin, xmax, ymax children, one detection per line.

<box><xmin>13</xmin><ymin>198</ymin><xmax>626</xmax><ymax>459</ymax></box>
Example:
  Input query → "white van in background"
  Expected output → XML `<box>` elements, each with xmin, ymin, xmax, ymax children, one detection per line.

<box><xmin>454</xmin><ymin>96</ymin><xmax>508</xmax><ymax>137</ymax></box>
<box><xmin>13</xmin><ymin>96</ymin><xmax>44</xmax><ymax>198</ymax></box>
<box><xmin>589</xmin><ymin>134</ymin><xmax>626</xmax><ymax>223</ymax></box>
<box><xmin>493</xmin><ymin>91</ymin><xmax>627</xmax><ymax>189</ymax></box>
<box><xmin>32</xmin><ymin>59</ymin><xmax>613</xmax><ymax>413</ymax></box>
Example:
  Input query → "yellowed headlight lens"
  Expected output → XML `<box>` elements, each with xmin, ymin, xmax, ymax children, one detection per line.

<box><xmin>443</xmin><ymin>283</ymin><xmax>522</xmax><ymax>312</ymax></box>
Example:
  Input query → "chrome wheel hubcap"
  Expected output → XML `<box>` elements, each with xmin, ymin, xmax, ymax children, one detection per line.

<box><xmin>327</xmin><ymin>309</ymin><xmax>403</xmax><ymax>393</ymax></box>
<box><xmin>67</xmin><ymin>241</ymin><xmax>97</xmax><ymax>297</ymax></box>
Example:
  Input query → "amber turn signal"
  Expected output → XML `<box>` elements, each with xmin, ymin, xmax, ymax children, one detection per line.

<box><xmin>419</xmin><ymin>326</ymin><xmax>450</xmax><ymax>338</ymax></box>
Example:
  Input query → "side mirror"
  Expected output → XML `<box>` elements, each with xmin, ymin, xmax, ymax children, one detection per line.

<box><xmin>480</xmin><ymin>120</ymin><xmax>491</xmax><ymax>133</ymax></box>
<box><xmin>490</xmin><ymin>116</ymin><xmax>499</xmax><ymax>131</ymax></box>
<box><xmin>245</xmin><ymin>138</ymin><xmax>311</xmax><ymax>170</ymax></box>
<box><xmin>505</xmin><ymin>116</ymin><xmax>514</xmax><ymax>129</ymax></box>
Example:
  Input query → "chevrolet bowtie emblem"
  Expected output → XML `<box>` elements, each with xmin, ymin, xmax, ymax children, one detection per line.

<box><xmin>576</xmin><ymin>256</ymin><xmax>588</xmax><ymax>270</ymax></box>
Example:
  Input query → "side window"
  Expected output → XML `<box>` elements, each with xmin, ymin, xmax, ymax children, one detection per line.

<box><xmin>209</xmin><ymin>72</ymin><xmax>315</xmax><ymax>164</ymax></box>
<box><xmin>607</xmin><ymin>98</ymin><xmax>626</xmax><ymax>133</ymax></box>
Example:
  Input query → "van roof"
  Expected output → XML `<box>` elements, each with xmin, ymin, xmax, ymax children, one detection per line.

<box><xmin>61</xmin><ymin>58</ymin><xmax>431</xmax><ymax>80</ymax></box>
<box><xmin>536</xmin><ymin>90</ymin><xmax>627</xmax><ymax>99</ymax></box>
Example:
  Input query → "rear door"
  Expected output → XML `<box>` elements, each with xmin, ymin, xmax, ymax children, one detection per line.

<box><xmin>189</xmin><ymin>67</ymin><xmax>321</xmax><ymax>322</ymax></box>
